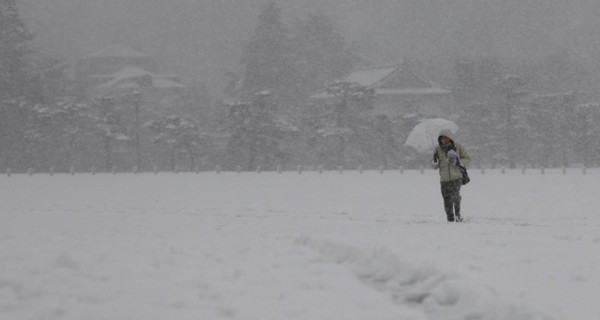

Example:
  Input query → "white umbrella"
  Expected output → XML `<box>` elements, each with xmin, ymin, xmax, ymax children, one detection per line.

<box><xmin>405</xmin><ymin>118</ymin><xmax>459</xmax><ymax>153</ymax></box>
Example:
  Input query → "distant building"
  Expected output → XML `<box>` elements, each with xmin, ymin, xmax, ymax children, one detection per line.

<box><xmin>310</xmin><ymin>63</ymin><xmax>453</xmax><ymax>118</ymax></box>
<box><xmin>92</xmin><ymin>66</ymin><xmax>185</xmax><ymax>94</ymax></box>
<box><xmin>75</xmin><ymin>44</ymin><xmax>159</xmax><ymax>87</ymax></box>
<box><xmin>75</xmin><ymin>44</ymin><xmax>186</xmax><ymax>107</ymax></box>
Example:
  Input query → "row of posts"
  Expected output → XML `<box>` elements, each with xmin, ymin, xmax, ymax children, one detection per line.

<box><xmin>2</xmin><ymin>165</ymin><xmax>590</xmax><ymax>177</ymax></box>
<box><xmin>7</xmin><ymin>165</ymin><xmax>391</xmax><ymax>176</ymax></box>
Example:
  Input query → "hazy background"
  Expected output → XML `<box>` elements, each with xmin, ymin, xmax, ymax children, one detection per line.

<box><xmin>18</xmin><ymin>0</ymin><xmax>600</xmax><ymax>91</ymax></box>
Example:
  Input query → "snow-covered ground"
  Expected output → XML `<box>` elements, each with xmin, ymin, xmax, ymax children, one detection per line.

<box><xmin>1</xmin><ymin>168</ymin><xmax>599</xmax><ymax>320</ymax></box>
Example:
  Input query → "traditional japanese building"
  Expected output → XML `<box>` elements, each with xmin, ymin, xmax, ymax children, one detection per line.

<box><xmin>311</xmin><ymin>63</ymin><xmax>453</xmax><ymax>118</ymax></box>
<box><xmin>75</xmin><ymin>44</ymin><xmax>186</xmax><ymax>107</ymax></box>
<box><xmin>75</xmin><ymin>44</ymin><xmax>160</xmax><ymax>87</ymax></box>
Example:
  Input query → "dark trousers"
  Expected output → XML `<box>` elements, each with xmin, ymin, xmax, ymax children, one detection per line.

<box><xmin>441</xmin><ymin>180</ymin><xmax>462</xmax><ymax>221</ymax></box>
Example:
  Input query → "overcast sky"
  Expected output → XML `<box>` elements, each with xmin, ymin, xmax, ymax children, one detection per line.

<box><xmin>18</xmin><ymin>0</ymin><xmax>600</xmax><ymax>91</ymax></box>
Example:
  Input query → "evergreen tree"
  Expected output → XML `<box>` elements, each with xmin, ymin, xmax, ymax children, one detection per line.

<box><xmin>291</xmin><ymin>13</ymin><xmax>358</xmax><ymax>97</ymax></box>
<box><xmin>241</xmin><ymin>2</ymin><xmax>298</xmax><ymax>105</ymax></box>
<box><xmin>493</xmin><ymin>74</ymin><xmax>528</xmax><ymax>168</ymax></box>
<box><xmin>458</xmin><ymin>103</ymin><xmax>500</xmax><ymax>167</ymax></box>
<box><xmin>21</xmin><ymin>100</ymin><xmax>91</xmax><ymax>171</ymax></box>
<box><xmin>453</xmin><ymin>57</ymin><xmax>534</xmax><ymax>168</ymax></box>
<box><xmin>225</xmin><ymin>91</ymin><xmax>297</xmax><ymax>170</ymax></box>
<box><xmin>0</xmin><ymin>0</ymin><xmax>35</xmax><ymax>101</ymax></box>
<box><xmin>0</xmin><ymin>1</ymin><xmax>72</xmax><ymax>171</ymax></box>
<box><xmin>573</xmin><ymin>102</ymin><xmax>600</xmax><ymax>167</ymax></box>
<box><xmin>149</xmin><ymin>115</ymin><xmax>211</xmax><ymax>171</ymax></box>
<box><xmin>91</xmin><ymin>96</ymin><xmax>126</xmax><ymax>171</ymax></box>
<box><xmin>0</xmin><ymin>1</ymin><xmax>33</xmax><ymax>170</ymax></box>
<box><xmin>452</xmin><ymin>56</ymin><xmax>503</xmax><ymax>104</ymax></box>
<box><xmin>312</xmin><ymin>81</ymin><xmax>375</xmax><ymax>167</ymax></box>
<box><xmin>372</xmin><ymin>114</ymin><xmax>401</xmax><ymax>169</ymax></box>
<box><xmin>0</xmin><ymin>100</ymin><xmax>30</xmax><ymax>170</ymax></box>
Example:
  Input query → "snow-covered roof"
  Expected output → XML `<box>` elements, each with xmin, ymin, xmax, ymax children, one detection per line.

<box><xmin>110</xmin><ymin>66</ymin><xmax>153</xmax><ymax>79</ymax></box>
<box><xmin>85</xmin><ymin>44</ymin><xmax>152</xmax><ymax>59</ymax></box>
<box><xmin>97</xmin><ymin>67</ymin><xmax>185</xmax><ymax>89</ymax></box>
<box><xmin>341</xmin><ymin>65</ymin><xmax>398</xmax><ymax>87</ymax></box>
<box><xmin>97</xmin><ymin>67</ymin><xmax>154</xmax><ymax>88</ymax></box>
<box><xmin>111</xmin><ymin>78</ymin><xmax>186</xmax><ymax>89</ymax></box>
<box><xmin>310</xmin><ymin>64</ymin><xmax>449</xmax><ymax>100</ymax></box>
<box><xmin>376</xmin><ymin>88</ymin><xmax>450</xmax><ymax>95</ymax></box>
<box><xmin>310</xmin><ymin>87</ymin><xmax>450</xmax><ymax>99</ymax></box>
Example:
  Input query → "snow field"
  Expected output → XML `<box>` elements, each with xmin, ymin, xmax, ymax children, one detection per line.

<box><xmin>1</xmin><ymin>168</ymin><xmax>599</xmax><ymax>319</ymax></box>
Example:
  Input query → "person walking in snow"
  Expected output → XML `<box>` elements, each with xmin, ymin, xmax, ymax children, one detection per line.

<box><xmin>432</xmin><ymin>129</ymin><xmax>471</xmax><ymax>222</ymax></box>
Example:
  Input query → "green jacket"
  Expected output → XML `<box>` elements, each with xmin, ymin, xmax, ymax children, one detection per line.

<box><xmin>431</xmin><ymin>129</ymin><xmax>471</xmax><ymax>182</ymax></box>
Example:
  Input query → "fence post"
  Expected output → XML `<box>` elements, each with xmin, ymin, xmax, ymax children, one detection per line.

<box><xmin>6</xmin><ymin>168</ymin><xmax>11</xmax><ymax>177</ymax></box>
<box><xmin>70</xmin><ymin>166</ymin><xmax>75</xmax><ymax>175</ymax></box>
<box><xmin>379</xmin><ymin>166</ymin><xmax>384</xmax><ymax>174</ymax></box>
<box><xmin>28</xmin><ymin>168</ymin><xmax>33</xmax><ymax>176</ymax></box>
<box><xmin>318</xmin><ymin>165</ymin><xmax>323</xmax><ymax>174</ymax></box>
<box><xmin>420</xmin><ymin>165</ymin><xmax>424</xmax><ymax>174</ymax></box>
<box><xmin>399</xmin><ymin>166</ymin><xmax>404</xmax><ymax>174</ymax></box>
<box><xmin>91</xmin><ymin>166</ymin><xmax>96</xmax><ymax>175</ymax></box>
<box><xmin>215</xmin><ymin>165</ymin><xmax>221</xmax><ymax>174</ymax></box>
<box><xmin>338</xmin><ymin>166</ymin><xmax>343</xmax><ymax>174</ymax></box>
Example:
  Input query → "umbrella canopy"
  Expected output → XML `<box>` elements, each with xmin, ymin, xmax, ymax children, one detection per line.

<box><xmin>405</xmin><ymin>118</ymin><xmax>459</xmax><ymax>153</ymax></box>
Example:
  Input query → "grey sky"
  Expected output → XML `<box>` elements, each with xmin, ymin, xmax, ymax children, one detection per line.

<box><xmin>19</xmin><ymin>0</ymin><xmax>600</xmax><ymax>91</ymax></box>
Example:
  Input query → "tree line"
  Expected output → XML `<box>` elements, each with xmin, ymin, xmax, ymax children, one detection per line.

<box><xmin>2</xmin><ymin>1</ymin><xmax>600</xmax><ymax>173</ymax></box>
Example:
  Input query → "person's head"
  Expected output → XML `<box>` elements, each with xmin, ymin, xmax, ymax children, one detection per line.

<box><xmin>440</xmin><ymin>136</ymin><xmax>451</xmax><ymax>146</ymax></box>
<box><xmin>438</xmin><ymin>129</ymin><xmax>456</xmax><ymax>147</ymax></box>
